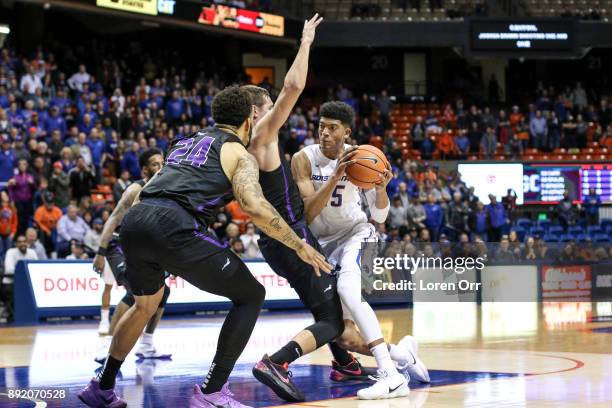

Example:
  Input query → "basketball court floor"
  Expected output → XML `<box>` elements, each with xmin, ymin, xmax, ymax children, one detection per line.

<box><xmin>1</xmin><ymin>302</ymin><xmax>611</xmax><ymax>407</ymax></box>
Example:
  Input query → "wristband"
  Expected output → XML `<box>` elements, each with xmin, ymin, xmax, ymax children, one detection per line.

<box><xmin>97</xmin><ymin>246</ymin><xmax>108</xmax><ymax>257</ymax></box>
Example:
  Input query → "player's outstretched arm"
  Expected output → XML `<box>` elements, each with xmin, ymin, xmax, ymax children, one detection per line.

<box><xmin>92</xmin><ymin>183</ymin><xmax>142</xmax><ymax>274</ymax></box>
<box><xmin>223</xmin><ymin>142</ymin><xmax>332</xmax><ymax>276</ymax></box>
<box><xmin>251</xmin><ymin>14</ymin><xmax>322</xmax><ymax>148</ymax></box>
<box><xmin>291</xmin><ymin>149</ymin><xmax>357</xmax><ymax>224</ymax></box>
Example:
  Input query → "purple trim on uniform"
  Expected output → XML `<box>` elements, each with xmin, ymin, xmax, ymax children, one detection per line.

<box><xmin>279</xmin><ymin>163</ymin><xmax>296</xmax><ymax>223</ymax></box>
<box><xmin>193</xmin><ymin>220</ymin><xmax>227</xmax><ymax>248</ymax></box>
<box><xmin>196</xmin><ymin>196</ymin><xmax>223</xmax><ymax>213</ymax></box>
<box><xmin>301</xmin><ymin>227</ymin><xmax>309</xmax><ymax>244</ymax></box>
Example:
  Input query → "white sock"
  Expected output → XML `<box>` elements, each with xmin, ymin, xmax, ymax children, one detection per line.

<box><xmin>389</xmin><ymin>343</ymin><xmax>409</xmax><ymax>364</ymax></box>
<box><xmin>371</xmin><ymin>343</ymin><xmax>399</xmax><ymax>375</ymax></box>
<box><xmin>141</xmin><ymin>332</ymin><xmax>153</xmax><ymax>345</ymax></box>
<box><xmin>100</xmin><ymin>308</ymin><xmax>110</xmax><ymax>322</ymax></box>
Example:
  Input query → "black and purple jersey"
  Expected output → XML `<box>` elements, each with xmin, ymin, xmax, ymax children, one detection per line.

<box><xmin>140</xmin><ymin>127</ymin><xmax>240</xmax><ymax>226</ymax></box>
<box><xmin>259</xmin><ymin>145</ymin><xmax>304</xmax><ymax>226</ymax></box>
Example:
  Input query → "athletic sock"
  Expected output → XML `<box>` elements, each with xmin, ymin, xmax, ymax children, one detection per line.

<box><xmin>328</xmin><ymin>342</ymin><xmax>354</xmax><ymax>366</ymax></box>
<box><xmin>201</xmin><ymin>362</ymin><xmax>231</xmax><ymax>394</ymax></box>
<box><xmin>140</xmin><ymin>332</ymin><xmax>153</xmax><ymax>345</ymax></box>
<box><xmin>98</xmin><ymin>355</ymin><xmax>124</xmax><ymax>390</ymax></box>
<box><xmin>269</xmin><ymin>341</ymin><xmax>303</xmax><ymax>365</ymax></box>
<box><xmin>371</xmin><ymin>343</ymin><xmax>399</xmax><ymax>375</ymax></box>
<box><xmin>101</xmin><ymin>308</ymin><xmax>110</xmax><ymax>323</ymax></box>
<box><xmin>389</xmin><ymin>343</ymin><xmax>410</xmax><ymax>364</ymax></box>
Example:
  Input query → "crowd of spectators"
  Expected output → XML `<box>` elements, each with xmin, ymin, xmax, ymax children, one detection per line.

<box><xmin>0</xmin><ymin>42</ymin><xmax>609</xmax><ymax>275</ymax></box>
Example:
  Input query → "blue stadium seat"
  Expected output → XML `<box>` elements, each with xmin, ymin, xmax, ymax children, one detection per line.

<box><xmin>576</xmin><ymin>234</ymin><xmax>591</xmax><ymax>243</ymax></box>
<box><xmin>516</xmin><ymin>218</ymin><xmax>532</xmax><ymax>229</ymax></box>
<box><xmin>548</xmin><ymin>225</ymin><xmax>564</xmax><ymax>235</ymax></box>
<box><xmin>530</xmin><ymin>226</ymin><xmax>545</xmax><ymax>236</ymax></box>
<box><xmin>542</xmin><ymin>234</ymin><xmax>559</xmax><ymax>243</ymax></box>
<box><xmin>560</xmin><ymin>234</ymin><xmax>574</xmax><ymax>242</ymax></box>
<box><xmin>601</xmin><ymin>219</ymin><xmax>612</xmax><ymax>231</ymax></box>
<box><xmin>538</xmin><ymin>219</ymin><xmax>552</xmax><ymax>230</ymax></box>
<box><xmin>587</xmin><ymin>226</ymin><xmax>603</xmax><ymax>235</ymax></box>
<box><xmin>568</xmin><ymin>226</ymin><xmax>583</xmax><ymax>235</ymax></box>
<box><xmin>606</xmin><ymin>225</ymin><xmax>612</xmax><ymax>234</ymax></box>
<box><xmin>594</xmin><ymin>234</ymin><xmax>611</xmax><ymax>243</ymax></box>
<box><xmin>576</xmin><ymin>219</ymin><xmax>587</xmax><ymax>228</ymax></box>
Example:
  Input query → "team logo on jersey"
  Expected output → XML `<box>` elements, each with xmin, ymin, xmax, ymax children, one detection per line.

<box><xmin>311</xmin><ymin>175</ymin><xmax>348</xmax><ymax>182</ymax></box>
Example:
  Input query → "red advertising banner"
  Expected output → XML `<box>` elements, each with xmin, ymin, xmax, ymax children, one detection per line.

<box><xmin>541</xmin><ymin>265</ymin><xmax>592</xmax><ymax>300</ymax></box>
<box><xmin>198</xmin><ymin>5</ymin><xmax>284</xmax><ymax>37</ymax></box>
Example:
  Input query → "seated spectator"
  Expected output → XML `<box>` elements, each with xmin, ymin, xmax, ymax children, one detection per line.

<box><xmin>230</xmin><ymin>238</ymin><xmax>245</xmax><ymax>258</ymax></box>
<box><xmin>2</xmin><ymin>234</ymin><xmax>38</xmax><ymax>318</ymax></box>
<box><xmin>66</xmin><ymin>240</ymin><xmax>89</xmax><ymax>260</ymax></box>
<box><xmin>84</xmin><ymin>218</ymin><xmax>104</xmax><ymax>252</ymax></box>
<box><xmin>224</xmin><ymin>222</ymin><xmax>241</xmax><ymax>246</ymax></box>
<box><xmin>69</xmin><ymin>156</ymin><xmax>96</xmax><ymax>202</ymax></box>
<box><xmin>57</xmin><ymin>205</ymin><xmax>91</xmax><ymax>257</ymax></box>
<box><xmin>454</xmin><ymin>130</ymin><xmax>470</xmax><ymax>159</ymax></box>
<box><xmin>437</xmin><ymin>130</ymin><xmax>456</xmax><ymax>160</ymax></box>
<box><xmin>33</xmin><ymin>191</ymin><xmax>62</xmax><ymax>255</ymax></box>
<box><xmin>0</xmin><ymin>190</ymin><xmax>17</xmax><ymax>259</ymax></box>
<box><xmin>25</xmin><ymin>227</ymin><xmax>47</xmax><ymax>260</ymax></box>
<box><xmin>239</xmin><ymin>222</ymin><xmax>261</xmax><ymax>259</ymax></box>
<box><xmin>420</xmin><ymin>134</ymin><xmax>435</xmax><ymax>160</ymax></box>
<box><xmin>225</xmin><ymin>200</ymin><xmax>250</xmax><ymax>233</ymax></box>
<box><xmin>495</xmin><ymin>235</ymin><xmax>516</xmax><ymax>262</ymax></box>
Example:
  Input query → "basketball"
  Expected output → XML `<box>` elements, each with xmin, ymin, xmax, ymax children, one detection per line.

<box><xmin>345</xmin><ymin>145</ymin><xmax>390</xmax><ymax>189</ymax></box>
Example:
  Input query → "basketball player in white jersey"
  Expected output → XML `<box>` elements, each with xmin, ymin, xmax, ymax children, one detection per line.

<box><xmin>292</xmin><ymin>101</ymin><xmax>429</xmax><ymax>399</ymax></box>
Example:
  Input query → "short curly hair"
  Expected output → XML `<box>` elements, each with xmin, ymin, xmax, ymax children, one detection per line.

<box><xmin>319</xmin><ymin>101</ymin><xmax>355</xmax><ymax>128</ymax></box>
<box><xmin>212</xmin><ymin>86</ymin><xmax>253</xmax><ymax>128</ymax></box>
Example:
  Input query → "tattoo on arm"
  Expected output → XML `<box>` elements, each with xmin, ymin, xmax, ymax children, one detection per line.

<box><xmin>232</xmin><ymin>153</ymin><xmax>304</xmax><ymax>250</ymax></box>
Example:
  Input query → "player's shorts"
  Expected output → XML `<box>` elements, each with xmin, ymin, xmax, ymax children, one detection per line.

<box><xmin>101</xmin><ymin>258</ymin><xmax>116</xmax><ymax>286</ymax></box>
<box><xmin>120</xmin><ymin>197</ymin><xmax>245</xmax><ymax>296</ymax></box>
<box><xmin>322</xmin><ymin>223</ymin><xmax>377</xmax><ymax>321</ymax></box>
<box><xmin>258</xmin><ymin>219</ymin><xmax>338</xmax><ymax>309</ymax></box>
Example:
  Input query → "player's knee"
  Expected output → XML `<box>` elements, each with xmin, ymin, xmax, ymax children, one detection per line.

<box><xmin>158</xmin><ymin>285</ymin><xmax>170</xmax><ymax>308</ymax></box>
<box><xmin>252</xmin><ymin>282</ymin><xmax>266</xmax><ymax>306</ymax></box>
<box><xmin>336</xmin><ymin>321</ymin><xmax>359</xmax><ymax>350</ymax></box>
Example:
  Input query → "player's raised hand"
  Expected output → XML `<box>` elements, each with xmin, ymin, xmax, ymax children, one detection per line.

<box><xmin>302</xmin><ymin>13</ymin><xmax>323</xmax><ymax>45</ymax></box>
<box><xmin>332</xmin><ymin>146</ymin><xmax>358</xmax><ymax>182</ymax></box>
<box><xmin>295</xmin><ymin>242</ymin><xmax>332</xmax><ymax>277</ymax></box>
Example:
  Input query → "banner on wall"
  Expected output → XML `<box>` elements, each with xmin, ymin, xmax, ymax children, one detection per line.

<box><xmin>541</xmin><ymin>265</ymin><xmax>592</xmax><ymax>300</ymax></box>
<box><xmin>26</xmin><ymin>261</ymin><xmax>299</xmax><ymax>308</ymax></box>
<box><xmin>197</xmin><ymin>5</ymin><xmax>284</xmax><ymax>37</ymax></box>
<box><xmin>592</xmin><ymin>263</ymin><xmax>612</xmax><ymax>301</ymax></box>
<box><xmin>96</xmin><ymin>0</ymin><xmax>158</xmax><ymax>16</ymax></box>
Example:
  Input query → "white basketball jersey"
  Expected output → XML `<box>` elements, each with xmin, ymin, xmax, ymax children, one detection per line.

<box><xmin>301</xmin><ymin>144</ymin><xmax>368</xmax><ymax>249</ymax></box>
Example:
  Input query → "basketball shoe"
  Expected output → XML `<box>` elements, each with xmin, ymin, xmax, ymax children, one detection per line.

<box><xmin>356</xmin><ymin>369</ymin><xmax>410</xmax><ymax>400</ymax></box>
<box><xmin>252</xmin><ymin>354</ymin><xmax>305</xmax><ymax>402</ymax></box>
<box><xmin>190</xmin><ymin>383</ymin><xmax>251</xmax><ymax>408</ymax></box>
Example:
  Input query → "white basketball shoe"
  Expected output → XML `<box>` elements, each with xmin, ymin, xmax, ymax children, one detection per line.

<box><xmin>356</xmin><ymin>369</ymin><xmax>410</xmax><ymax>400</ymax></box>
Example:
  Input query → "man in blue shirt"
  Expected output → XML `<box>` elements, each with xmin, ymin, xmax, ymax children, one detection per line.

<box><xmin>583</xmin><ymin>187</ymin><xmax>601</xmax><ymax>226</ymax></box>
<box><xmin>45</xmin><ymin>106</ymin><xmax>67</xmax><ymax>138</ymax></box>
<box><xmin>165</xmin><ymin>90</ymin><xmax>185</xmax><ymax>124</ymax></box>
<box><xmin>0</xmin><ymin>134</ymin><xmax>15</xmax><ymax>186</ymax></box>
<box><xmin>121</xmin><ymin>141</ymin><xmax>141</xmax><ymax>180</ymax></box>
<box><xmin>87</xmin><ymin>129</ymin><xmax>106</xmax><ymax>184</ymax></box>
<box><xmin>485</xmin><ymin>194</ymin><xmax>508</xmax><ymax>242</ymax></box>
<box><xmin>455</xmin><ymin>130</ymin><xmax>470</xmax><ymax>159</ymax></box>
<box><xmin>424</xmin><ymin>194</ymin><xmax>444</xmax><ymax>241</ymax></box>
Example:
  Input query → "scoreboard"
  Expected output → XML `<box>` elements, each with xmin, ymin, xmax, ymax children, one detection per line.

<box><xmin>581</xmin><ymin>164</ymin><xmax>612</xmax><ymax>203</ymax></box>
<box><xmin>523</xmin><ymin>163</ymin><xmax>612</xmax><ymax>204</ymax></box>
